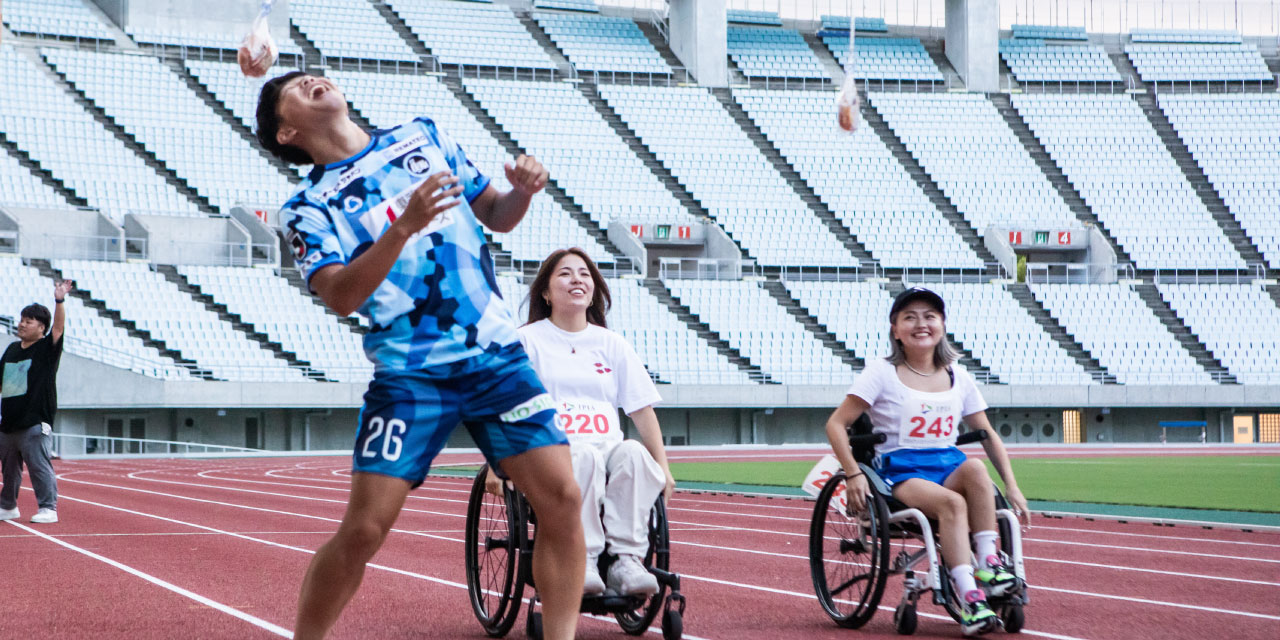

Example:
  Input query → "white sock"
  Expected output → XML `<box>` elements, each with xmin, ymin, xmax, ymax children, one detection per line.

<box><xmin>973</xmin><ymin>530</ymin><xmax>999</xmax><ymax>566</ymax></box>
<box><xmin>949</xmin><ymin>564</ymin><xmax>979</xmax><ymax>596</ymax></box>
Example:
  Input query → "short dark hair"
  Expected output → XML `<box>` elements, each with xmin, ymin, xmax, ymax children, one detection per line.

<box><xmin>21</xmin><ymin>303</ymin><xmax>51</xmax><ymax>335</ymax></box>
<box><xmin>256</xmin><ymin>71</ymin><xmax>315</xmax><ymax>165</ymax></box>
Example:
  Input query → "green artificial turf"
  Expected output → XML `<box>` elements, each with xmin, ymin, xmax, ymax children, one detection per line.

<box><xmin>668</xmin><ymin>456</ymin><xmax>1280</xmax><ymax>513</ymax></box>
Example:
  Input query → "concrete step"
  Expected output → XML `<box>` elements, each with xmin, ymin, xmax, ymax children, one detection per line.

<box><xmin>642</xmin><ymin>279</ymin><xmax>776</xmax><ymax>384</ymax></box>
<box><xmin>1132</xmin><ymin>282</ymin><xmax>1237</xmax><ymax>384</ymax></box>
<box><xmin>1007</xmin><ymin>283</ymin><xmax>1117</xmax><ymax>384</ymax></box>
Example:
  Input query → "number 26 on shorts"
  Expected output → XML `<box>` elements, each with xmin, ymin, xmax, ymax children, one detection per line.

<box><xmin>361</xmin><ymin>416</ymin><xmax>407</xmax><ymax>461</ymax></box>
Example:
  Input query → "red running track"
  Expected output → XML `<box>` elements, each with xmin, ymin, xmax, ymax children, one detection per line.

<box><xmin>4</xmin><ymin>457</ymin><xmax>1279</xmax><ymax>639</ymax></box>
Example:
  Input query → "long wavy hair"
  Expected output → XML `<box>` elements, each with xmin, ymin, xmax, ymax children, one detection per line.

<box><xmin>525</xmin><ymin>248</ymin><xmax>611</xmax><ymax>328</ymax></box>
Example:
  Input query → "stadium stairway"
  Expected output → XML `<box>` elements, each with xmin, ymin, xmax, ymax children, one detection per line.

<box><xmin>514</xmin><ymin>12</ymin><xmax>576</xmax><ymax>78</ymax></box>
<box><xmin>0</xmin><ymin>134</ymin><xmax>89</xmax><ymax>208</ymax></box>
<box><xmin>1110</xmin><ymin>52</ymin><xmax>1146</xmax><ymax>90</ymax></box>
<box><xmin>576</xmin><ymin>82</ymin><xmax>715</xmax><ymax>225</ymax></box>
<box><xmin>1134</xmin><ymin>93</ymin><xmax>1268</xmax><ymax>269</ymax></box>
<box><xmin>156</xmin><ymin>265</ymin><xmax>331</xmax><ymax>381</ymax></box>
<box><xmin>1006</xmin><ymin>283</ymin><xmax>1116</xmax><ymax>384</ymax></box>
<box><xmin>1132</xmin><ymin>282</ymin><xmax>1239</xmax><ymax>384</ymax></box>
<box><xmin>858</xmin><ymin>95</ymin><xmax>1000</xmax><ymax>269</ymax></box>
<box><xmin>634</xmin><ymin>22</ymin><xmax>685</xmax><ymax>74</ymax></box>
<box><xmin>30</xmin><ymin>258</ymin><xmax>217</xmax><ymax>380</ymax></box>
<box><xmin>760</xmin><ymin>280</ymin><xmax>864</xmax><ymax>369</ymax></box>
<box><xmin>444</xmin><ymin>75</ymin><xmax>627</xmax><ymax>263</ymax></box>
<box><xmin>280</xmin><ymin>269</ymin><xmax>367</xmax><ymax>335</ymax></box>
<box><xmin>168</xmin><ymin>60</ymin><xmax>300</xmax><ymax>184</ymax></box>
<box><xmin>1266</xmin><ymin>282</ymin><xmax>1280</xmax><ymax>314</ymax></box>
<box><xmin>288</xmin><ymin>23</ymin><xmax>326</xmax><ymax>69</ymax></box>
<box><xmin>30</xmin><ymin>48</ymin><xmax>219</xmax><ymax>216</ymax></box>
<box><xmin>923</xmin><ymin>41</ymin><xmax>966</xmax><ymax>89</ymax></box>
<box><xmin>369</xmin><ymin>0</ymin><xmax>440</xmax><ymax>69</ymax></box>
<box><xmin>990</xmin><ymin>93</ymin><xmax>1135</xmax><ymax>265</ymax></box>
<box><xmin>641</xmin><ymin>279</ymin><xmax>776</xmax><ymax>384</ymax></box>
<box><xmin>882</xmin><ymin>280</ymin><xmax>999</xmax><ymax>383</ymax></box>
<box><xmin>711</xmin><ymin>87</ymin><xmax>877</xmax><ymax>268</ymax></box>
<box><xmin>800</xmin><ymin>31</ymin><xmax>842</xmax><ymax>81</ymax></box>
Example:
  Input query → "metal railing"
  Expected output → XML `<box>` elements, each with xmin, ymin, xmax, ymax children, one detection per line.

<box><xmin>454</xmin><ymin>63</ymin><xmax>567</xmax><ymax>82</ymax></box>
<box><xmin>320</xmin><ymin>56</ymin><xmax>442</xmax><ymax>76</ymax></box>
<box><xmin>1003</xmin><ymin>75</ymin><xmax>1139</xmax><ymax>94</ymax></box>
<box><xmin>777</xmin><ymin>263</ymin><xmax>885</xmax><ymax>282</ymax></box>
<box><xmin>61</xmin><ymin>336</ymin><xmax>193</xmax><ymax>380</ymax></box>
<box><xmin>1149</xmin><ymin>76</ymin><xmax>1278</xmax><ymax>94</ymax></box>
<box><xmin>139</xmin><ymin>238</ymin><xmax>278</xmax><ymax>267</ymax></box>
<box><xmin>50</xmin><ymin>433</ymin><xmax>263</xmax><ymax>459</ymax></box>
<box><xmin>634</xmin><ymin>366</ymin><xmax>1261</xmax><ymax>387</ymax></box>
<box><xmin>658</xmin><ymin>257</ymin><xmax>748</xmax><ymax>280</ymax></box>
<box><xmin>900</xmin><ymin>263</ymin><xmax>1010</xmax><ymax>284</ymax></box>
<box><xmin>590</xmin><ymin>67</ymin><xmax>693</xmax><ymax>86</ymax></box>
<box><xmin>1152</xmin><ymin>264</ymin><xmax>1268</xmax><ymax>284</ymax></box>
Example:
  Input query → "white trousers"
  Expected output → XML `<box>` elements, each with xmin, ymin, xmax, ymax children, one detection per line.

<box><xmin>570</xmin><ymin>440</ymin><xmax>666</xmax><ymax>559</ymax></box>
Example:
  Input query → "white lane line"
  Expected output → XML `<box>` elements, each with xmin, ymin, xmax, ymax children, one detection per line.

<box><xmin>1030</xmin><ymin>537</ymin><xmax>1280</xmax><ymax>563</ymax></box>
<box><xmin>1032</xmin><ymin>524</ymin><xmax>1280</xmax><ymax>549</ymax></box>
<box><xmin>1029</xmin><ymin>584</ymin><xmax>1280</xmax><ymax>621</ymax></box>
<box><xmin>40</xmin><ymin>491</ymin><xmax>709</xmax><ymax>640</ymax></box>
<box><xmin>2</xmin><ymin>519</ymin><xmax>293</xmax><ymax>638</ymax></box>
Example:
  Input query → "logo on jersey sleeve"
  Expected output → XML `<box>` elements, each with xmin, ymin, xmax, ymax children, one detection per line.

<box><xmin>404</xmin><ymin>152</ymin><xmax>431</xmax><ymax>176</ymax></box>
<box><xmin>287</xmin><ymin>230</ymin><xmax>307</xmax><ymax>260</ymax></box>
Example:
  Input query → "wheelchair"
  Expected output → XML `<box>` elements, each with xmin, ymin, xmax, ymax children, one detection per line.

<box><xmin>808</xmin><ymin>418</ymin><xmax>1028</xmax><ymax>635</ymax></box>
<box><xmin>464</xmin><ymin>464</ymin><xmax>686</xmax><ymax>640</ymax></box>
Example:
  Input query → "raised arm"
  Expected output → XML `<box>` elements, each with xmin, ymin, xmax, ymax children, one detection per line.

<box><xmin>470</xmin><ymin>156</ymin><xmax>549</xmax><ymax>234</ymax></box>
<box><xmin>51</xmin><ymin>279</ymin><xmax>73</xmax><ymax>343</ymax></box>
<box><xmin>825</xmin><ymin>394</ymin><xmax>871</xmax><ymax>512</ymax></box>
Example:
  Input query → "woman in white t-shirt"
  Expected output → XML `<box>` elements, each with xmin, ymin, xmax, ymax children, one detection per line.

<box><xmin>512</xmin><ymin>248</ymin><xmax>675</xmax><ymax>598</ymax></box>
<box><xmin>825</xmin><ymin>287</ymin><xmax>1030</xmax><ymax>637</ymax></box>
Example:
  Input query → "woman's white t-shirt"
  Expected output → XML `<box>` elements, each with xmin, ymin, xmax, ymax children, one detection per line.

<box><xmin>517</xmin><ymin>319</ymin><xmax>662</xmax><ymax>450</ymax></box>
<box><xmin>847</xmin><ymin>358</ymin><xmax>988</xmax><ymax>455</ymax></box>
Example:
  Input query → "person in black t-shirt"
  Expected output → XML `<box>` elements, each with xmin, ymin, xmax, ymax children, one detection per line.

<box><xmin>1</xmin><ymin>279</ymin><xmax>72</xmax><ymax>525</ymax></box>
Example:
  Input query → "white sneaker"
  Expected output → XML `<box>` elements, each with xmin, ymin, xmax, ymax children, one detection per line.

<box><xmin>583</xmin><ymin>557</ymin><xmax>606</xmax><ymax>595</ymax></box>
<box><xmin>606</xmin><ymin>554</ymin><xmax>658</xmax><ymax>596</ymax></box>
<box><xmin>0</xmin><ymin>507</ymin><xmax>18</xmax><ymax>521</ymax></box>
<box><xmin>30</xmin><ymin>508</ymin><xmax>57</xmax><ymax>524</ymax></box>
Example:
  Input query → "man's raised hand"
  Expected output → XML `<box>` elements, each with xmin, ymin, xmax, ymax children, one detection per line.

<box><xmin>392</xmin><ymin>172</ymin><xmax>463</xmax><ymax>238</ymax></box>
<box><xmin>504</xmin><ymin>155</ymin><xmax>549</xmax><ymax>196</ymax></box>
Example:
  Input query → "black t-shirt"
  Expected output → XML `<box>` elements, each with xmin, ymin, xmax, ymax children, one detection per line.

<box><xmin>0</xmin><ymin>334</ymin><xmax>64</xmax><ymax>433</ymax></box>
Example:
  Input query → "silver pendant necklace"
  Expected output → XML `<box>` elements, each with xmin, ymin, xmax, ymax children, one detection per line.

<box><xmin>904</xmin><ymin>362</ymin><xmax>936</xmax><ymax>377</ymax></box>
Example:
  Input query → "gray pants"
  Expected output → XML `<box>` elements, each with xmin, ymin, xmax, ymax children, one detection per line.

<box><xmin>1</xmin><ymin>423</ymin><xmax>58</xmax><ymax>511</ymax></box>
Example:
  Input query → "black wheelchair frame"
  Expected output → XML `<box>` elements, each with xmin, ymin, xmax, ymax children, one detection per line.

<box><xmin>464</xmin><ymin>465</ymin><xmax>686</xmax><ymax>640</ymax></box>
<box><xmin>808</xmin><ymin>418</ymin><xmax>1028</xmax><ymax>635</ymax></box>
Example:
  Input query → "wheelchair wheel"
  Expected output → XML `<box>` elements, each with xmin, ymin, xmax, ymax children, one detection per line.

<box><xmin>615</xmin><ymin>498</ymin><xmax>671</xmax><ymax>635</ymax></box>
<box><xmin>809</xmin><ymin>470</ymin><xmax>890</xmax><ymax>628</ymax></box>
<box><xmin>464</xmin><ymin>465</ymin><xmax>526</xmax><ymax>638</ymax></box>
<box><xmin>893</xmin><ymin>602</ymin><xmax>918</xmax><ymax>635</ymax></box>
<box><xmin>1001</xmin><ymin>602</ymin><xmax>1025</xmax><ymax>633</ymax></box>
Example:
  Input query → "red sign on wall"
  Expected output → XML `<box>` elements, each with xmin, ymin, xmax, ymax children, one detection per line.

<box><xmin>630</xmin><ymin>224</ymin><xmax>643</xmax><ymax>238</ymax></box>
<box><xmin>1008</xmin><ymin>231</ymin><xmax>1023</xmax><ymax>245</ymax></box>
<box><xmin>1057</xmin><ymin>231</ymin><xmax>1072</xmax><ymax>245</ymax></box>
<box><xmin>677</xmin><ymin>226</ymin><xmax>691</xmax><ymax>240</ymax></box>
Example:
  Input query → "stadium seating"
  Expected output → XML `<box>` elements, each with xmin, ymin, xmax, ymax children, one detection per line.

<box><xmin>52</xmin><ymin>259</ymin><xmax>308</xmax><ymax>381</ymax></box>
<box><xmin>126</xmin><ymin>24</ymin><xmax>303</xmax><ymax>56</ymax></box>
<box><xmin>1159</xmin><ymin>284</ymin><xmax>1280</xmax><ymax>384</ymax></box>
<box><xmin>666</xmin><ymin>279</ymin><xmax>852</xmax><ymax>385</ymax></box>
<box><xmin>734</xmin><ymin>89</ymin><xmax>982</xmax><ymax>268</ymax></box>
<box><xmin>463</xmin><ymin>78</ymin><xmax>693</xmax><ymax>229</ymax></box>
<box><xmin>599</xmin><ymin>84</ymin><xmax>860</xmax><ymax>267</ymax></box>
<box><xmin>0</xmin><ymin>46</ymin><xmax>202</xmax><ymax>221</ymax></box>
<box><xmin>1031</xmin><ymin>284</ymin><xmax>1212</xmax><ymax>385</ymax></box>
<box><xmin>820</xmin><ymin>16</ymin><xmax>889</xmax><ymax>33</ymax></box>
<box><xmin>290</xmin><ymin>0</ymin><xmax>419</xmax><ymax>62</ymax></box>
<box><xmin>0</xmin><ymin>256</ymin><xmax>190</xmax><ymax>379</ymax></box>
<box><xmin>1131</xmin><ymin>29</ymin><xmax>1243</xmax><ymax>44</ymax></box>
<box><xmin>726</xmin><ymin>10</ymin><xmax>782</xmax><ymax>27</ymax></box>
<box><xmin>1125</xmin><ymin>43</ymin><xmax>1272</xmax><ymax>83</ymax></box>
<box><xmin>534</xmin><ymin>0</ymin><xmax>599</xmax><ymax>13</ymax></box>
<box><xmin>534</xmin><ymin>12</ymin><xmax>669</xmax><ymax>74</ymax></box>
<box><xmin>386</xmin><ymin>0</ymin><xmax>558</xmax><ymax>70</ymax></box>
<box><xmin>822</xmin><ymin>36</ymin><xmax>944</xmax><ymax>82</ymax></box>
<box><xmin>727</xmin><ymin>27</ymin><xmax>828</xmax><ymax>79</ymax></box>
<box><xmin>999</xmin><ymin>39</ymin><xmax>1123</xmax><ymax>83</ymax></box>
<box><xmin>0</xmin><ymin>148</ymin><xmax>73</xmax><ymax>211</ymax></box>
<box><xmin>177</xmin><ymin>265</ymin><xmax>372</xmax><ymax>383</ymax></box>
<box><xmin>1012</xmin><ymin>94</ymin><xmax>1246</xmax><ymax>269</ymax></box>
<box><xmin>44</xmin><ymin>48</ymin><xmax>299</xmax><ymax>215</ymax></box>
<box><xmin>925</xmin><ymin>283</ymin><xmax>1095</xmax><ymax>385</ymax></box>
<box><xmin>1158</xmin><ymin>94</ymin><xmax>1280</xmax><ymax>270</ymax></box>
<box><xmin>1</xmin><ymin>0</ymin><xmax>115</xmax><ymax>41</ymax></box>
<box><xmin>782</xmin><ymin>280</ymin><xmax>893</xmax><ymax>361</ymax></box>
<box><xmin>1010</xmin><ymin>24</ymin><xmax>1088</xmax><ymax>41</ymax></box>
<box><xmin>325</xmin><ymin>69</ymin><xmax>610</xmax><ymax>263</ymax></box>
<box><xmin>871</xmin><ymin>92</ymin><xmax>1081</xmax><ymax>231</ymax></box>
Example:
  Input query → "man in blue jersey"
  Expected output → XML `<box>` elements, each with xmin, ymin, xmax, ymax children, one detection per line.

<box><xmin>257</xmin><ymin>72</ymin><xmax>584</xmax><ymax>640</ymax></box>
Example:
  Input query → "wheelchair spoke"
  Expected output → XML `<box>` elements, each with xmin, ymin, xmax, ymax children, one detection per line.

<box><xmin>830</xmin><ymin>572</ymin><xmax>870</xmax><ymax>597</ymax></box>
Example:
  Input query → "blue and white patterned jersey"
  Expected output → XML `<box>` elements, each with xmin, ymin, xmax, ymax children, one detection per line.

<box><xmin>279</xmin><ymin>117</ymin><xmax>519</xmax><ymax>372</ymax></box>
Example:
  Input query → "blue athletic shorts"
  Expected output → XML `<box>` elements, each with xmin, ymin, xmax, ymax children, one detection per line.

<box><xmin>353</xmin><ymin>343</ymin><xmax>567</xmax><ymax>487</ymax></box>
<box><xmin>874</xmin><ymin>446</ymin><xmax>967</xmax><ymax>489</ymax></box>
